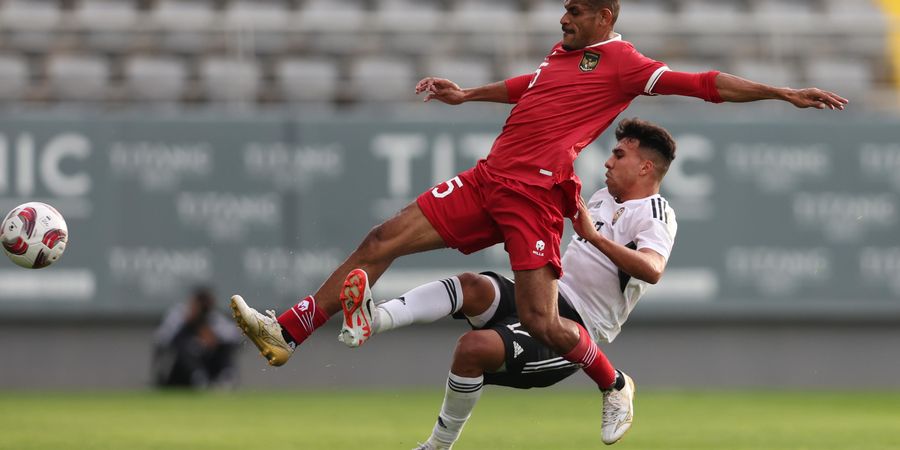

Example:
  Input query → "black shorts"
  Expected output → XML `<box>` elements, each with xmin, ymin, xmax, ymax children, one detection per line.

<box><xmin>453</xmin><ymin>271</ymin><xmax>585</xmax><ymax>389</ymax></box>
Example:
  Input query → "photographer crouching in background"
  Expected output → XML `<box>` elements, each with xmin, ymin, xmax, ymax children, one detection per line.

<box><xmin>152</xmin><ymin>286</ymin><xmax>241</xmax><ymax>389</ymax></box>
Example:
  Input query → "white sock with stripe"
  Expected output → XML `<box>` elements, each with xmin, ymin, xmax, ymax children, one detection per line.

<box><xmin>373</xmin><ymin>277</ymin><xmax>463</xmax><ymax>334</ymax></box>
<box><xmin>428</xmin><ymin>372</ymin><xmax>483</xmax><ymax>447</ymax></box>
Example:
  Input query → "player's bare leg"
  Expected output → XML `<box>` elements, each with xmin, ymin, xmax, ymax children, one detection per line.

<box><xmin>340</xmin><ymin>271</ymin><xmax>496</xmax><ymax>347</ymax></box>
<box><xmin>231</xmin><ymin>202</ymin><xmax>446</xmax><ymax>366</ymax></box>
<box><xmin>512</xmin><ymin>265</ymin><xmax>580</xmax><ymax>354</ymax></box>
<box><xmin>416</xmin><ymin>330</ymin><xmax>505</xmax><ymax>450</ymax></box>
<box><xmin>315</xmin><ymin>201</ymin><xmax>447</xmax><ymax>315</ymax></box>
<box><xmin>514</xmin><ymin>265</ymin><xmax>633</xmax><ymax>444</ymax></box>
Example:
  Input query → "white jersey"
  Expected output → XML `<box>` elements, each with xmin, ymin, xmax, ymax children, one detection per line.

<box><xmin>558</xmin><ymin>188</ymin><xmax>677</xmax><ymax>344</ymax></box>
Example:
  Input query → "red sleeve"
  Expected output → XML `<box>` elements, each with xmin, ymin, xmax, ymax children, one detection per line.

<box><xmin>653</xmin><ymin>70</ymin><xmax>724</xmax><ymax>103</ymax></box>
<box><xmin>504</xmin><ymin>74</ymin><xmax>532</xmax><ymax>103</ymax></box>
<box><xmin>617</xmin><ymin>44</ymin><xmax>668</xmax><ymax>97</ymax></box>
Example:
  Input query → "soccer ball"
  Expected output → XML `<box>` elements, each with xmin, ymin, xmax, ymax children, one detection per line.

<box><xmin>1</xmin><ymin>202</ymin><xmax>68</xmax><ymax>269</ymax></box>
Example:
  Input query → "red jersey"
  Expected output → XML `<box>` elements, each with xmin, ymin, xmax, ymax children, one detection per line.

<box><xmin>485</xmin><ymin>34</ymin><xmax>668</xmax><ymax>189</ymax></box>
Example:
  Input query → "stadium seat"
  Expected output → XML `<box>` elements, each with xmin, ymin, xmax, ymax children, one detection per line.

<box><xmin>349</xmin><ymin>56</ymin><xmax>416</xmax><ymax>102</ymax></box>
<box><xmin>449</xmin><ymin>1</ymin><xmax>525</xmax><ymax>56</ymax></box>
<box><xmin>372</xmin><ymin>0</ymin><xmax>441</xmax><ymax>32</ymax></box>
<box><xmin>0</xmin><ymin>0</ymin><xmax>62</xmax><ymax>53</ymax></box>
<box><xmin>823</xmin><ymin>0</ymin><xmax>886</xmax><ymax>27</ymax></box>
<box><xmin>617</xmin><ymin>0</ymin><xmax>673</xmax><ymax>34</ymax></box>
<box><xmin>679</xmin><ymin>1</ymin><xmax>752</xmax><ymax>57</ymax></box>
<box><xmin>297</xmin><ymin>0</ymin><xmax>366</xmax><ymax>32</ymax></box>
<box><xmin>276</xmin><ymin>57</ymin><xmax>340</xmax><ymax>103</ymax></box>
<box><xmin>0</xmin><ymin>54</ymin><xmax>29</xmax><ymax>101</ymax></box>
<box><xmin>371</xmin><ymin>0</ymin><xmax>448</xmax><ymax>55</ymax></box>
<box><xmin>72</xmin><ymin>0</ymin><xmax>139</xmax><ymax>30</ymax></box>
<box><xmin>423</xmin><ymin>57</ymin><xmax>493</xmax><ymax>90</ymax></box>
<box><xmin>822</xmin><ymin>0</ymin><xmax>887</xmax><ymax>57</ymax></box>
<box><xmin>149</xmin><ymin>0</ymin><xmax>219</xmax><ymax>54</ymax></box>
<box><xmin>0</xmin><ymin>0</ymin><xmax>61</xmax><ymax>30</ymax></box>
<box><xmin>223</xmin><ymin>0</ymin><xmax>290</xmax><ymax>30</ymax></box>
<box><xmin>804</xmin><ymin>58</ymin><xmax>874</xmax><ymax>96</ymax></box>
<box><xmin>677</xmin><ymin>0</ymin><xmax>743</xmax><ymax>29</ymax></box>
<box><xmin>71</xmin><ymin>0</ymin><xmax>140</xmax><ymax>53</ymax></box>
<box><xmin>525</xmin><ymin>0</ymin><xmax>565</xmax><ymax>33</ymax></box>
<box><xmin>299</xmin><ymin>0</ymin><xmax>373</xmax><ymax>55</ymax></box>
<box><xmin>46</xmin><ymin>53</ymin><xmax>110</xmax><ymax>102</ymax></box>
<box><xmin>752</xmin><ymin>0</ymin><xmax>818</xmax><ymax>29</ymax></box>
<box><xmin>221</xmin><ymin>1</ymin><xmax>292</xmax><ymax>54</ymax></box>
<box><xmin>124</xmin><ymin>55</ymin><xmax>188</xmax><ymax>103</ymax></box>
<box><xmin>200</xmin><ymin>57</ymin><xmax>261</xmax><ymax>104</ymax></box>
<box><xmin>374</xmin><ymin>0</ymin><xmax>448</xmax><ymax>56</ymax></box>
<box><xmin>447</xmin><ymin>0</ymin><xmax>520</xmax><ymax>32</ymax></box>
<box><xmin>731</xmin><ymin>60</ymin><xmax>801</xmax><ymax>89</ymax></box>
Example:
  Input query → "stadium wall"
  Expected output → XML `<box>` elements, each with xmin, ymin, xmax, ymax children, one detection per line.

<box><xmin>0</xmin><ymin>111</ymin><xmax>898</xmax><ymax>388</ymax></box>
<box><xmin>2</xmin><ymin>318</ymin><xmax>899</xmax><ymax>389</ymax></box>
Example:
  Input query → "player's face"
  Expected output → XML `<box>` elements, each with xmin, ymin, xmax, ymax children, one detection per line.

<box><xmin>604</xmin><ymin>138</ymin><xmax>648</xmax><ymax>199</ymax></box>
<box><xmin>560</xmin><ymin>1</ymin><xmax>612</xmax><ymax>51</ymax></box>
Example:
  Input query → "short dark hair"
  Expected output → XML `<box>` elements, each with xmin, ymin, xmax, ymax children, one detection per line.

<box><xmin>191</xmin><ymin>285</ymin><xmax>215</xmax><ymax>308</ymax></box>
<box><xmin>585</xmin><ymin>0</ymin><xmax>620</xmax><ymax>23</ymax></box>
<box><xmin>614</xmin><ymin>118</ymin><xmax>676</xmax><ymax>178</ymax></box>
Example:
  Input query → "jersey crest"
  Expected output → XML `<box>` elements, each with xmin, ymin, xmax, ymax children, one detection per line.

<box><xmin>611</xmin><ymin>207</ymin><xmax>625</xmax><ymax>225</ymax></box>
<box><xmin>579</xmin><ymin>52</ymin><xmax>601</xmax><ymax>72</ymax></box>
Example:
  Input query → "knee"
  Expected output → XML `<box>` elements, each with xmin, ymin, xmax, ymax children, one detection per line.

<box><xmin>454</xmin><ymin>331</ymin><xmax>492</xmax><ymax>362</ymax></box>
<box><xmin>356</xmin><ymin>223</ymin><xmax>393</xmax><ymax>261</ymax></box>
<box><xmin>456</xmin><ymin>272</ymin><xmax>483</xmax><ymax>291</ymax></box>
<box><xmin>519</xmin><ymin>313</ymin><xmax>557</xmax><ymax>345</ymax></box>
<box><xmin>452</xmin><ymin>331</ymin><xmax>504</xmax><ymax>374</ymax></box>
<box><xmin>456</xmin><ymin>272</ymin><xmax>495</xmax><ymax>313</ymax></box>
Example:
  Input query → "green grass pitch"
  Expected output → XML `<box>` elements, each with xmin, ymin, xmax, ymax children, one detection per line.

<box><xmin>1</xmin><ymin>389</ymin><xmax>899</xmax><ymax>450</ymax></box>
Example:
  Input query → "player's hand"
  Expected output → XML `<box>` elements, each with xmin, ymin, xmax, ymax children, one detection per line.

<box><xmin>415</xmin><ymin>77</ymin><xmax>466</xmax><ymax>105</ymax></box>
<box><xmin>785</xmin><ymin>88</ymin><xmax>848</xmax><ymax>110</ymax></box>
<box><xmin>571</xmin><ymin>196</ymin><xmax>599</xmax><ymax>243</ymax></box>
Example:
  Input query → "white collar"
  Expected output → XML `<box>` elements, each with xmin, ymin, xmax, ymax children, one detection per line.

<box><xmin>585</xmin><ymin>33</ymin><xmax>622</xmax><ymax>48</ymax></box>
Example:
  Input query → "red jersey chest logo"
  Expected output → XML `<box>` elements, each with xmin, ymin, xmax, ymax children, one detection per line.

<box><xmin>579</xmin><ymin>52</ymin><xmax>601</xmax><ymax>72</ymax></box>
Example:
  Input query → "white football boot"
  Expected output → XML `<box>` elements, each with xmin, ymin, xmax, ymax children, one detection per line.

<box><xmin>230</xmin><ymin>295</ymin><xmax>295</xmax><ymax>366</ymax></box>
<box><xmin>338</xmin><ymin>268</ymin><xmax>376</xmax><ymax>347</ymax></box>
<box><xmin>601</xmin><ymin>371</ymin><xmax>636</xmax><ymax>445</ymax></box>
<box><xmin>412</xmin><ymin>440</ymin><xmax>451</xmax><ymax>450</ymax></box>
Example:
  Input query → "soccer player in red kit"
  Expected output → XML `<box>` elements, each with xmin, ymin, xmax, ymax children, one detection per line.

<box><xmin>230</xmin><ymin>0</ymin><xmax>848</xmax><ymax>441</ymax></box>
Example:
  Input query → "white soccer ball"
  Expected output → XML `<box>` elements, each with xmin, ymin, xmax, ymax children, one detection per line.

<box><xmin>1</xmin><ymin>202</ymin><xmax>69</xmax><ymax>269</ymax></box>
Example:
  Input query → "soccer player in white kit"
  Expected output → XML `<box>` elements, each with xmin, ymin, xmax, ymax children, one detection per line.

<box><xmin>340</xmin><ymin>118</ymin><xmax>678</xmax><ymax>448</ymax></box>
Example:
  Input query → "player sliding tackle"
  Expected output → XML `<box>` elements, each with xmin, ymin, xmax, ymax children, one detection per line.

<box><xmin>230</xmin><ymin>0</ymin><xmax>846</xmax><ymax>445</ymax></box>
<box><xmin>342</xmin><ymin>118</ymin><xmax>678</xmax><ymax>448</ymax></box>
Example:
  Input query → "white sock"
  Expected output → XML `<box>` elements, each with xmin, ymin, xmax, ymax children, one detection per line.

<box><xmin>428</xmin><ymin>372</ymin><xmax>483</xmax><ymax>447</ymax></box>
<box><xmin>374</xmin><ymin>277</ymin><xmax>463</xmax><ymax>334</ymax></box>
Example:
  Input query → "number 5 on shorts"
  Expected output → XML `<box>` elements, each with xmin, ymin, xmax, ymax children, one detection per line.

<box><xmin>432</xmin><ymin>176</ymin><xmax>463</xmax><ymax>198</ymax></box>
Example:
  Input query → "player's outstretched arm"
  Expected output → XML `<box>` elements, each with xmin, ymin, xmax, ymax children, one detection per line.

<box><xmin>715</xmin><ymin>72</ymin><xmax>848</xmax><ymax>110</ymax></box>
<box><xmin>415</xmin><ymin>77</ymin><xmax>513</xmax><ymax>105</ymax></box>
<box><xmin>653</xmin><ymin>70</ymin><xmax>848</xmax><ymax>110</ymax></box>
<box><xmin>572</xmin><ymin>198</ymin><xmax>667</xmax><ymax>284</ymax></box>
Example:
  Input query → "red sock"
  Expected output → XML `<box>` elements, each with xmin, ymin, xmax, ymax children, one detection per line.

<box><xmin>562</xmin><ymin>323</ymin><xmax>617</xmax><ymax>389</ymax></box>
<box><xmin>277</xmin><ymin>296</ymin><xmax>330</xmax><ymax>346</ymax></box>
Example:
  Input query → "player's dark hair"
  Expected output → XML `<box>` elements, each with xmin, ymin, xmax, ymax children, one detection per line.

<box><xmin>585</xmin><ymin>0</ymin><xmax>620</xmax><ymax>23</ymax></box>
<box><xmin>615</xmin><ymin>118</ymin><xmax>676</xmax><ymax>178</ymax></box>
<box><xmin>191</xmin><ymin>285</ymin><xmax>216</xmax><ymax>316</ymax></box>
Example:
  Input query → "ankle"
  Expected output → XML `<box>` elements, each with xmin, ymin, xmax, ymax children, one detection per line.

<box><xmin>373</xmin><ymin>307</ymin><xmax>394</xmax><ymax>333</ymax></box>
<box><xmin>427</xmin><ymin>436</ymin><xmax>453</xmax><ymax>450</ymax></box>
<box><xmin>602</xmin><ymin>370</ymin><xmax>626</xmax><ymax>392</ymax></box>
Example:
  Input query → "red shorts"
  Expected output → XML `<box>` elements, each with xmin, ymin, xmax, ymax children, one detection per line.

<box><xmin>416</xmin><ymin>160</ymin><xmax>579</xmax><ymax>278</ymax></box>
